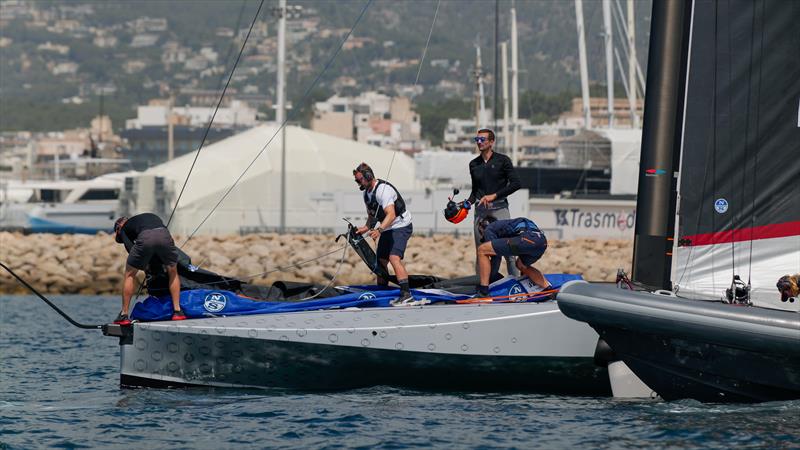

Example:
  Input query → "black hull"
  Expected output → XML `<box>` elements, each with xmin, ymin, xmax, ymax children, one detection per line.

<box><xmin>558</xmin><ymin>282</ymin><xmax>800</xmax><ymax>403</ymax></box>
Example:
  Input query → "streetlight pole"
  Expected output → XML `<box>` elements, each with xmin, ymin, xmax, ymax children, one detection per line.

<box><xmin>276</xmin><ymin>0</ymin><xmax>287</xmax><ymax>233</ymax></box>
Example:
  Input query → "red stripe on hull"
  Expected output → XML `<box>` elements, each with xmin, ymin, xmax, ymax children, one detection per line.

<box><xmin>680</xmin><ymin>221</ymin><xmax>800</xmax><ymax>246</ymax></box>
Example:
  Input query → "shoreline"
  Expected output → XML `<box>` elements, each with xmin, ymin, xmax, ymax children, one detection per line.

<box><xmin>0</xmin><ymin>232</ymin><xmax>632</xmax><ymax>295</ymax></box>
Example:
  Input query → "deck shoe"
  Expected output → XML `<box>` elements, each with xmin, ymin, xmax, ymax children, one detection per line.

<box><xmin>113</xmin><ymin>312</ymin><xmax>131</xmax><ymax>326</ymax></box>
<box><xmin>171</xmin><ymin>309</ymin><xmax>187</xmax><ymax>321</ymax></box>
<box><xmin>390</xmin><ymin>292</ymin><xmax>414</xmax><ymax>306</ymax></box>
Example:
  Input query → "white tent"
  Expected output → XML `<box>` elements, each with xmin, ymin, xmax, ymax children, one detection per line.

<box><xmin>145</xmin><ymin>125</ymin><xmax>416</xmax><ymax>235</ymax></box>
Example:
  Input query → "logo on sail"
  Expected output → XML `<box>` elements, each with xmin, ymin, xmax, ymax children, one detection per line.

<box><xmin>714</xmin><ymin>198</ymin><xmax>729</xmax><ymax>214</ymax></box>
<box><xmin>358</xmin><ymin>292</ymin><xmax>377</xmax><ymax>301</ymax></box>
<box><xmin>508</xmin><ymin>283</ymin><xmax>524</xmax><ymax>297</ymax></box>
<box><xmin>203</xmin><ymin>292</ymin><xmax>227</xmax><ymax>312</ymax></box>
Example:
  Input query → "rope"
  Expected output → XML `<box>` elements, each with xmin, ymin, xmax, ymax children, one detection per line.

<box><xmin>386</xmin><ymin>0</ymin><xmax>441</xmax><ymax>182</ymax></box>
<box><xmin>455</xmin><ymin>288</ymin><xmax>559</xmax><ymax>304</ymax></box>
<box><xmin>0</xmin><ymin>261</ymin><xmax>103</xmax><ymax>330</ymax></box>
<box><xmin>295</xmin><ymin>241</ymin><xmax>350</xmax><ymax>302</ymax></box>
<box><xmin>166</xmin><ymin>0</ymin><xmax>265</xmax><ymax>229</ymax></box>
<box><xmin>179</xmin><ymin>0</ymin><xmax>374</xmax><ymax>248</ymax></box>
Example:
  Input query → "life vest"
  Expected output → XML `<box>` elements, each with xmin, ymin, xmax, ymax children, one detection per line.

<box><xmin>363</xmin><ymin>179</ymin><xmax>406</xmax><ymax>224</ymax></box>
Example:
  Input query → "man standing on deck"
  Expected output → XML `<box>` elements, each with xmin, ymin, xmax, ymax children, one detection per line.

<box><xmin>468</xmin><ymin>128</ymin><xmax>522</xmax><ymax>276</ymax></box>
<box><xmin>475</xmin><ymin>215</ymin><xmax>554</xmax><ymax>298</ymax></box>
<box><xmin>353</xmin><ymin>162</ymin><xmax>415</xmax><ymax>306</ymax></box>
<box><xmin>112</xmin><ymin>213</ymin><xmax>186</xmax><ymax>324</ymax></box>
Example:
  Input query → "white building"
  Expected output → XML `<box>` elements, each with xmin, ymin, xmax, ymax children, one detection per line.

<box><xmin>125</xmin><ymin>100</ymin><xmax>258</xmax><ymax>129</ymax></box>
<box><xmin>311</xmin><ymin>92</ymin><xmax>423</xmax><ymax>152</ymax></box>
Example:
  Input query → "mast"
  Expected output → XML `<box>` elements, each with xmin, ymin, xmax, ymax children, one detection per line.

<box><xmin>510</xmin><ymin>3</ymin><xmax>519</xmax><ymax>164</ymax></box>
<box><xmin>574</xmin><ymin>0</ymin><xmax>591</xmax><ymax>129</ymax></box>
<box><xmin>167</xmin><ymin>93</ymin><xmax>174</xmax><ymax>161</ymax></box>
<box><xmin>276</xmin><ymin>0</ymin><xmax>287</xmax><ymax>233</ymax></box>
<box><xmin>603</xmin><ymin>0</ymin><xmax>614</xmax><ymax>128</ymax></box>
<box><xmin>630</xmin><ymin>0</ymin><xmax>693</xmax><ymax>289</ymax></box>
<box><xmin>627</xmin><ymin>0</ymin><xmax>639</xmax><ymax>128</ymax></box>
<box><xmin>501</xmin><ymin>41</ymin><xmax>510</xmax><ymax>153</ymax></box>
<box><xmin>476</xmin><ymin>45</ymin><xmax>486</xmax><ymax>126</ymax></box>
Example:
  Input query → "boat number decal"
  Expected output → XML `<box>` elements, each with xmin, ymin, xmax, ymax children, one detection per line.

<box><xmin>358</xmin><ymin>292</ymin><xmax>377</xmax><ymax>301</ymax></box>
<box><xmin>508</xmin><ymin>283</ymin><xmax>524</xmax><ymax>297</ymax></box>
<box><xmin>203</xmin><ymin>292</ymin><xmax>227</xmax><ymax>312</ymax></box>
<box><xmin>714</xmin><ymin>198</ymin><xmax>729</xmax><ymax>214</ymax></box>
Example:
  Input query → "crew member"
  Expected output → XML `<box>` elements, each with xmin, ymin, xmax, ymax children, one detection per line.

<box><xmin>777</xmin><ymin>274</ymin><xmax>799</xmax><ymax>303</ymax></box>
<box><xmin>353</xmin><ymin>162</ymin><xmax>414</xmax><ymax>305</ymax></box>
<box><xmin>113</xmin><ymin>213</ymin><xmax>185</xmax><ymax>324</ymax></box>
<box><xmin>468</xmin><ymin>128</ymin><xmax>522</xmax><ymax>276</ymax></box>
<box><xmin>475</xmin><ymin>215</ymin><xmax>553</xmax><ymax>298</ymax></box>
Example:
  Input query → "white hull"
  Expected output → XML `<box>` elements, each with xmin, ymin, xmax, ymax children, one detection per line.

<box><xmin>117</xmin><ymin>301</ymin><xmax>610</xmax><ymax>393</ymax></box>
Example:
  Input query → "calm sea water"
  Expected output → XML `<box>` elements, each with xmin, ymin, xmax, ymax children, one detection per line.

<box><xmin>1</xmin><ymin>295</ymin><xmax>798</xmax><ymax>449</ymax></box>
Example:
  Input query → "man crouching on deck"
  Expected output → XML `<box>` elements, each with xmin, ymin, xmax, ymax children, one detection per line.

<box><xmin>112</xmin><ymin>213</ymin><xmax>186</xmax><ymax>325</ymax></box>
<box><xmin>353</xmin><ymin>162</ymin><xmax>414</xmax><ymax>306</ymax></box>
<box><xmin>475</xmin><ymin>215</ymin><xmax>554</xmax><ymax>299</ymax></box>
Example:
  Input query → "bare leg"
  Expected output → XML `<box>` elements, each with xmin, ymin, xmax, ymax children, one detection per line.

<box><xmin>166</xmin><ymin>264</ymin><xmax>181</xmax><ymax>312</ymax></box>
<box><xmin>121</xmin><ymin>265</ymin><xmax>138</xmax><ymax>315</ymax></box>
<box><xmin>477</xmin><ymin>242</ymin><xmax>497</xmax><ymax>286</ymax></box>
<box><xmin>387</xmin><ymin>255</ymin><xmax>408</xmax><ymax>281</ymax></box>
<box><xmin>516</xmin><ymin>259</ymin><xmax>549</xmax><ymax>288</ymax></box>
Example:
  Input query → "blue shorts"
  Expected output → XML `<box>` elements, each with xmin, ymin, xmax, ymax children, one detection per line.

<box><xmin>376</xmin><ymin>224</ymin><xmax>413</xmax><ymax>260</ymax></box>
<box><xmin>490</xmin><ymin>230</ymin><xmax>547</xmax><ymax>267</ymax></box>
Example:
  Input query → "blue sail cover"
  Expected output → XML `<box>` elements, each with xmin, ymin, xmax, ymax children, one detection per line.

<box><xmin>131</xmin><ymin>274</ymin><xmax>582</xmax><ymax>321</ymax></box>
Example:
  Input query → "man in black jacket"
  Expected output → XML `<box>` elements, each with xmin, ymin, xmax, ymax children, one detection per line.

<box><xmin>113</xmin><ymin>213</ymin><xmax>185</xmax><ymax>325</ymax></box>
<box><xmin>467</xmin><ymin>128</ymin><xmax>522</xmax><ymax>276</ymax></box>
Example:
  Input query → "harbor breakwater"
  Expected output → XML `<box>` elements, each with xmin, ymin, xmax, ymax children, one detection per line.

<box><xmin>0</xmin><ymin>232</ymin><xmax>632</xmax><ymax>294</ymax></box>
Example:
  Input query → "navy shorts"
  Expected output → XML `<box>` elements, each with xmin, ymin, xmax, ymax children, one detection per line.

<box><xmin>376</xmin><ymin>224</ymin><xmax>413</xmax><ymax>260</ymax></box>
<box><xmin>127</xmin><ymin>227</ymin><xmax>179</xmax><ymax>270</ymax></box>
<box><xmin>490</xmin><ymin>230</ymin><xmax>547</xmax><ymax>267</ymax></box>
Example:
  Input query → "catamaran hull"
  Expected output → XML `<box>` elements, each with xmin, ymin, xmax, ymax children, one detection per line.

<box><xmin>558</xmin><ymin>281</ymin><xmax>800</xmax><ymax>403</ymax></box>
<box><xmin>118</xmin><ymin>302</ymin><xmax>610</xmax><ymax>394</ymax></box>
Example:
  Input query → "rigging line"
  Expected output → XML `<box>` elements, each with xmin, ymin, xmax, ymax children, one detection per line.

<box><xmin>726</xmin><ymin>1</ymin><xmax>736</xmax><ymax>279</ymax></box>
<box><xmin>710</xmin><ymin>1</ymin><xmax>719</xmax><ymax>293</ymax></box>
<box><xmin>0</xmin><ymin>261</ymin><xmax>103</xmax><ymax>330</ymax></box>
<box><xmin>165</xmin><ymin>0</ymin><xmax>266</xmax><ymax>229</ymax></box>
<box><xmin>190</xmin><ymin>244</ymin><xmax>348</xmax><ymax>286</ymax></box>
<box><xmin>215</xmin><ymin>0</ymin><xmax>250</xmax><ymax>91</ymax></box>
<box><xmin>386</xmin><ymin>0</ymin><xmax>440</xmax><ymax>183</ymax></box>
<box><xmin>179</xmin><ymin>0</ymin><xmax>374</xmax><ymax>248</ymax></box>
<box><xmin>296</xmin><ymin>241</ymin><xmax>350</xmax><ymax>302</ymax></box>
<box><xmin>747</xmin><ymin>0</ymin><xmax>765</xmax><ymax>284</ymax></box>
<box><xmin>739</xmin><ymin>0</ymin><xmax>756</xmax><ymax>284</ymax></box>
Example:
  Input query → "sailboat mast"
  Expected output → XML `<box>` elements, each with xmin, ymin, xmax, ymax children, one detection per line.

<box><xmin>574</xmin><ymin>0</ymin><xmax>591</xmax><ymax>129</ymax></box>
<box><xmin>627</xmin><ymin>0</ymin><xmax>639</xmax><ymax>128</ymax></box>
<box><xmin>501</xmin><ymin>41</ymin><xmax>510</xmax><ymax>153</ymax></box>
<box><xmin>603</xmin><ymin>0</ymin><xmax>614</xmax><ymax>128</ymax></box>
<box><xmin>630</xmin><ymin>0</ymin><xmax>693</xmax><ymax>289</ymax></box>
<box><xmin>277</xmin><ymin>0</ymin><xmax>287</xmax><ymax>233</ymax></box>
<box><xmin>510</xmin><ymin>3</ymin><xmax>519</xmax><ymax>165</ymax></box>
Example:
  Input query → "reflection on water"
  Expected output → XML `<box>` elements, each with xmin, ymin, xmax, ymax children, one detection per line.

<box><xmin>1</xmin><ymin>296</ymin><xmax>798</xmax><ymax>449</ymax></box>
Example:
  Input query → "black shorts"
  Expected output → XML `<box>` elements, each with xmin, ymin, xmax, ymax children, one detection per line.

<box><xmin>376</xmin><ymin>224</ymin><xmax>413</xmax><ymax>260</ymax></box>
<box><xmin>490</xmin><ymin>230</ymin><xmax>547</xmax><ymax>267</ymax></box>
<box><xmin>127</xmin><ymin>227</ymin><xmax>179</xmax><ymax>270</ymax></box>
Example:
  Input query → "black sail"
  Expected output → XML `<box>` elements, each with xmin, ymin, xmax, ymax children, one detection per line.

<box><xmin>673</xmin><ymin>0</ymin><xmax>800</xmax><ymax>306</ymax></box>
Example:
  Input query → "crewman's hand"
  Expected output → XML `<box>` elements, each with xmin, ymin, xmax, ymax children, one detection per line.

<box><xmin>478</xmin><ymin>193</ymin><xmax>498</xmax><ymax>207</ymax></box>
<box><xmin>368</xmin><ymin>229</ymin><xmax>381</xmax><ymax>241</ymax></box>
<box><xmin>356</xmin><ymin>226</ymin><xmax>369</xmax><ymax>235</ymax></box>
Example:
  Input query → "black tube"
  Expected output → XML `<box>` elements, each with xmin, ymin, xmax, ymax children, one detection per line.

<box><xmin>631</xmin><ymin>0</ymin><xmax>693</xmax><ymax>289</ymax></box>
<box><xmin>0</xmin><ymin>261</ymin><xmax>103</xmax><ymax>330</ymax></box>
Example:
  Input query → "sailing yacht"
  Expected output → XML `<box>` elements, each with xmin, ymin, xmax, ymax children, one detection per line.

<box><xmin>557</xmin><ymin>0</ymin><xmax>800</xmax><ymax>403</ymax></box>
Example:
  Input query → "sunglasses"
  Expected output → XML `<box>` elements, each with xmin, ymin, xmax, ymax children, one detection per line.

<box><xmin>473</xmin><ymin>136</ymin><xmax>489</xmax><ymax>143</ymax></box>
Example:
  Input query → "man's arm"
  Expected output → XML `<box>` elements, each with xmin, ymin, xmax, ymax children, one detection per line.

<box><xmin>467</xmin><ymin>160</ymin><xmax>479</xmax><ymax>204</ymax></box>
<box><xmin>495</xmin><ymin>156</ymin><xmax>521</xmax><ymax>199</ymax></box>
<box><xmin>368</xmin><ymin>204</ymin><xmax>396</xmax><ymax>240</ymax></box>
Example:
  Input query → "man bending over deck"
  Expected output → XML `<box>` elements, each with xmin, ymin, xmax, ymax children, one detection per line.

<box><xmin>475</xmin><ymin>215</ymin><xmax>554</xmax><ymax>299</ymax></box>
<box><xmin>112</xmin><ymin>213</ymin><xmax>185</xmax><ymax>325</ymax></box>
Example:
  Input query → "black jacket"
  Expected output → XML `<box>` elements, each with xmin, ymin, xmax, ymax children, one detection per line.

<box><xmin>467</xmin><ymin>151</ymin><xmax>521</xmax><ymax>208</ymax></box>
